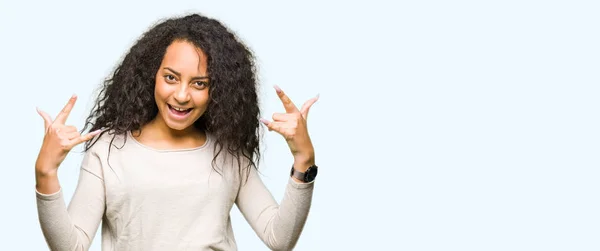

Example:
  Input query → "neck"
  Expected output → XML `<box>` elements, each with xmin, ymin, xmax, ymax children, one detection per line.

<box><xmin>133</xmin><ymin>117</ymin><xmax>206</xmax><ymax>149</ymax></box>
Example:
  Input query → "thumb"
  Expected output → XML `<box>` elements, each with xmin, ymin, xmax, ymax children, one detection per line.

<box><xmin>69</xmin><ymin>129</ymin><xmax>103</xmax><ymax>148</ymax></box>
<box><xmin>300</xmin><ymin>94</ymin><xmax>319</xmax><ymax>119</ymax></box>
<box><xmin>36</xmin><ymin>107</ymin><xmax>53</xmax><ymax>130</ymax></box>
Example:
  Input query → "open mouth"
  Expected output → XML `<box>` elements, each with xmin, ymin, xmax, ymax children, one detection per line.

<box><xmin>168</xmin><ymin>104</ymin><xmax>193</xmax><ymax>117</ymax></box>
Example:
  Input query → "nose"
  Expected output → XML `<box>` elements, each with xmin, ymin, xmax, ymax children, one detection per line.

<box><xmin>173</xmin><ymin>83</ymin><xmax>191</xmax><ymax>104</ymax></box>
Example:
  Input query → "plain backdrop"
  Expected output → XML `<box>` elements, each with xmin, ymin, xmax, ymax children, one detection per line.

<box><xmin>1</xmin><ymin>0</ymin><xmax>599</xmax><ymax>250</ymax></box>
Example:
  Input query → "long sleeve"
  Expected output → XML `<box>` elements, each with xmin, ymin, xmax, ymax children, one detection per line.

<box><xmin>35</xmin><ymin>149</ymin><xmax>106</xmax><ymax>251</ymax></box>
<box><xmin>235</xmin><ymin>167</ymin><xmax>314</xmax><ymax>251</ymax></box>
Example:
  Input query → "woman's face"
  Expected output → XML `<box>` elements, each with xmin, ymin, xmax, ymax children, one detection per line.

<box><xmin>154</xmin><ymin>40</ymin><xmax>210</xmax><ymax>132</ymax></box>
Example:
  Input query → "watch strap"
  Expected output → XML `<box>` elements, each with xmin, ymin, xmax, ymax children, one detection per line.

<box><xmin>290</xmin><ymin>164</ymin><xmax>318</xmax><ymax>182</ymax></box>
<box><xmin>290</xmin><ymin>166</ymin><xmax>306</xmax><ymax>181</ymax></box>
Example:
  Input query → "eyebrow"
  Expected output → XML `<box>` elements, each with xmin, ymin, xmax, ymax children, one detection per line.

<box><xmin>163</xmin><ymin>67</ymin><xmax>209</xmax><ymax>80</ymax></box>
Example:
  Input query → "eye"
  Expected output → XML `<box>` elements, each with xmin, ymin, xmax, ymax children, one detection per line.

<box><xmin>194</xmin><ymin>81</ymin><xmax>209</xmax><ymax>89</ymax></box>
<box><xmin>164</xmin><ymin>74</ymin><xmax>177</xmax><ymax>83</ymax></box>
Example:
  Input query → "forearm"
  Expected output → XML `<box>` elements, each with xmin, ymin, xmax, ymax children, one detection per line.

<box><xmin>35</xmin><ymin>166</ymin><xmax>86</xmax><ymax>250</ymax></box>
<box><xmin>36</xmin><ymin>189</ymin><xmax>92</xmax><ymax>251</ymax></box>
<box><xmin>237</xmin><ymin>160</ymin><xmax>316</xmax><ymax>250</ymax></box>
<box><xmin>35</xmin><ymin>167</ymin><xmax>60</xmax><ymax>195</ymax></box>
<box><xmin>263</xmin><ymin>178</ymin><xmax>314</xmax><ymax>250</ymax></box>
<box><xmin>35</xmin><ymin>162</ymin><xmax>105</xmax><ymax>251</ymax></box>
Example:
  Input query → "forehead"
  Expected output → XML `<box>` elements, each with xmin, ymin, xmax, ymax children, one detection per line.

<box><xmin>161</xmin><ymin>40</ymin><xmax>207</xmax><ymax>73</ymax></box>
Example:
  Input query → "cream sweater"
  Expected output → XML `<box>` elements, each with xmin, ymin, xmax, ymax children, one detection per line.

<box><xmin>35</xmin><ymin>131</ymin><xmax>314</xmax><ymax>251</ymax></box>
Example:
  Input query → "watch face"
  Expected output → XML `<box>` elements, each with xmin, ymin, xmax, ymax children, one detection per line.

<box><xmin>305</xmin><ymin>166</ymin><xmax>318</xmax><ymax>182</ymax></box>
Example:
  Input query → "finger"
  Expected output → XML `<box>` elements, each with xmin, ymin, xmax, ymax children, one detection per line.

<box><xmin>260</xmin><ymin>118</ymin><xmax>296</xmax><ymax>141</ymax></box>
<box><xmin>64</xmin><ymin>131</ymin><xmax>81</xmax><ymax>140</ymax></box>
<box><xmin>260</xmin><ymin>118</ymin><xmax>284</xmax><ymax>132</ymax></box>
<box><xmin>300</xmin><ymin>94</ymin><xmax>319</xmax><ymax>119</ymax></box>
<box><xmin>69</xmin><ymin>129</ymin><xmax>102</xmax><ymax>147</ymax></box>
<box><xmin>274</xmin><ymin>85</ymin><xmax>299</xmax><ymax>114</ymax></box>
<box><xmin>260</xmin><ymin>118</ymin><xmax>273</xmax><ymax>131</ymax></box>
<box><xmin>59</xmin><ymin>125</ymin><xmax>78</xmax><ymax>133</ymax></box>
<box><xmin>36</xmin><ymin>107</ymin><xmax>53</xmax><ymax>129</ymax></box>
<box><xmin>54</xmin><ymin>94</ymin><xmax>77</xmax><ymax>125</ymax></box>
<box><xmin>272</xmin><ymin>112</ymin><xmax>295</xmax><ymax>122</ymax></box>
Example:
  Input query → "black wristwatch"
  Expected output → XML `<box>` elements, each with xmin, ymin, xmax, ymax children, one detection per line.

<box><xmin>290</xmin><ymin>164</ymin><xmax>318</xmax><ymax>183</ymax></box>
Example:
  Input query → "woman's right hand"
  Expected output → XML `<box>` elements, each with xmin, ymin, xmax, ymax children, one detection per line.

<box><xmin>35</xmin><ymin>95</ymin><xmax>102</xmax><ymax>176</ymax></box>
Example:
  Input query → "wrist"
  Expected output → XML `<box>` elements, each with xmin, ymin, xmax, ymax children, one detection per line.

<box><xmin>35</xmin><ymin>170</ymin><xmax>60</xmax><ymax>195</ymax></box>
<box><xmin>35</xmin><ymin>165</ymin><xmax>57</xmax><ymax>177</ymax></box>
<box><xmin>35</xmin><ymin>156</ymin><xmax>59</xmax><ymax>176</ymax></box>
<box><xmin>293</xmin><ymin>154</ymin><xmax>314</xmax><ymax>172</ymax></box>
<box><xmin>293</xmin><ymin>158</ymin><xmax>314</xmax><ymax>172</ymax></box>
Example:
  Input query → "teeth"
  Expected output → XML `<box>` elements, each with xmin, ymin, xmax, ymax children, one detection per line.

<box><xmin>171</xmin><ymin>106</ymin><xmax>188</xmax><ymax>112</ymax></box>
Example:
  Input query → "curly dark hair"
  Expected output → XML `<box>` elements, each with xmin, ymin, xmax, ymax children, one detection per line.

<box><xmin>81</xmin><ymin>13</ymin><xmax>261</xmax><ymax>175</ymax></box>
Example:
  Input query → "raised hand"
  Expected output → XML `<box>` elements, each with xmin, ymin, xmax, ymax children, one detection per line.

<box><xmin>260</xmin><ymin>85</ymin><xmax>319</xmax><ymax>169</ymax></box>
<box><xmin>35</xmin><ymin>95</ymin><xmax>102</xmax><ymax>176</ymax></box>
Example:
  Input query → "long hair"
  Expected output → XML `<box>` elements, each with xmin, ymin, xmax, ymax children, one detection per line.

<box><xmin>81</xmin><ymin>13</ymin><xmax>261</xmax><ymax>175</ymax></box>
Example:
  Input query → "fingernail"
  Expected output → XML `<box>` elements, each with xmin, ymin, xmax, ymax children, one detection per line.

<box><xmin>315</xmin><ymin>93</ymin><xmax>320</xmax><ymax>100</ymax></box>
<box><xmin>273</xmin><ymin>85</ymin><xmax>282</xmax><ymax>94</ymax></box>
<box><xmin>259</xmin><ymin>118</ymin><xmax>269</xmax><ymax>125</ymax></box>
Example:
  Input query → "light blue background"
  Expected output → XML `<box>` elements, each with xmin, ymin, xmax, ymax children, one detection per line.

<box><xmin>1</xmin><ymin>0</ymin><xmax>599</xmax><ymax>250</ymax></box>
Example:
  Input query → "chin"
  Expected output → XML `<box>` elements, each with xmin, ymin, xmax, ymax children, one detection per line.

<box><xmin>165</xmin><ymin>122</ymin><xmax>191</xmax><ymax>131</ymax></box>
<box><xmin>163</xmin><ymin>113</ymin><xmax>202</xmax><ymax>132</ymax></box>
<box><xmin>164</xmin><ymin>116</ymin><xmax>197</xmax><ymax>131</ymax></box>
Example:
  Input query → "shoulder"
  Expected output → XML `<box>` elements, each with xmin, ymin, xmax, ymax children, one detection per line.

<box><xmin>85</xmin><ymin>129</ymin><xmax>128</xmax><ymax>155</ymax></box>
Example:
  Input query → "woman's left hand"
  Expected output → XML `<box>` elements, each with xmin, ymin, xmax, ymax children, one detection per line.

<box><xmin>261</xmin><ymin>85</ymin><xmax>319</xmax><ymax>171</ymax></box>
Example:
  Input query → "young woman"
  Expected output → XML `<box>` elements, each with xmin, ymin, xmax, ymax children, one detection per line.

<box><xmin>34</xmin><ymin>13</ymin><xmax>319</xmax><ymax>251</ymax></box>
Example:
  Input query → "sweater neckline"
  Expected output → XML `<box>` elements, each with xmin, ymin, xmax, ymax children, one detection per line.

<box><xmin>126</xmin><ymin>130</ymin><xmax>211</xmax><ymax>153</ymax></box>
